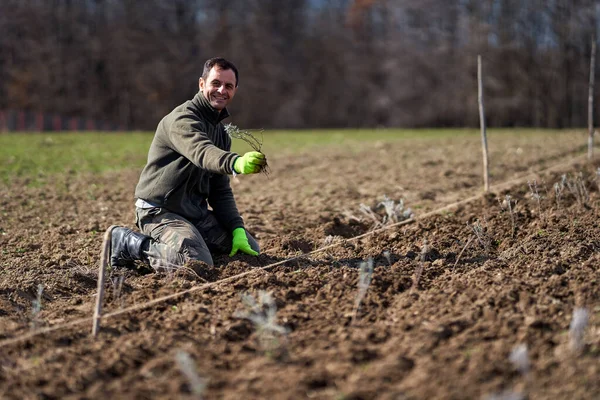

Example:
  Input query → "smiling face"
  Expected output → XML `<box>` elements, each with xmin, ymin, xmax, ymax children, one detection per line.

<box><xmin>199</xmin><ymin>67</ymin><xmax>237</xmax><ymax>111</ymax></box>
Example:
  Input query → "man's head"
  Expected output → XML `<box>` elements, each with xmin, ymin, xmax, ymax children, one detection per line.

<box><xmin>199</xmin><ymin>57</ymin><xmax>239</xmax><ymax>111</ymax></box>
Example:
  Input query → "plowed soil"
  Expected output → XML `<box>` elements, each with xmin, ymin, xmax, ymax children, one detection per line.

<box><xmin>1</xmin><ymin>132</ymin><xmax>599</xmax><ymax>399</ymax></box>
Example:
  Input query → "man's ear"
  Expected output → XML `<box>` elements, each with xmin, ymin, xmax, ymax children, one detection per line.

<box><xmin>199</xmin><ymin>77</ymin><xmax>205</xmax><ymax>91</ymax></box>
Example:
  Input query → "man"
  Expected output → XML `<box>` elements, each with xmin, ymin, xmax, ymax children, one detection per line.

<box><xmin>109</xmin><ymin>57</ymin><xmax>266</xmax><ymax>271</ymax></box>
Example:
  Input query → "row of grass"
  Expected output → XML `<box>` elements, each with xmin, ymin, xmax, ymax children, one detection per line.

<box><xmin>0</xmin><ymin>128</ymin><xmax>585</xmax><ymax>186</ymax></box>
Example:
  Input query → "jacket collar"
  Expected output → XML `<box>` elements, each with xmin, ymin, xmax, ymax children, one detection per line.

<box><xmin>192</xmin><ymin>91</ymin><xmax>230</xmax><ymax>124</ymax></box>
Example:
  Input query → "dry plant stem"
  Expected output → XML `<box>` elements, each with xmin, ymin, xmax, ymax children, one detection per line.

<box><xmin>234</xmin><ymin>291</ymin><xmax>288</xmax><ymax>353</ymax></box>
<box><xmin>588</xmin><ymin>36</ymin><xmax>596</xmax><ymax>160</ymax></box>
<box><xmin>175</xmin><ymin>350</ymin><xmax>207</xmax><ymax>398</ymax></box>
<box><xmin>111</xmin><ymin>275</ymin><xmax>124</xmax><ymax>307</ymax></box>
<box><xmin>453</xmin><ymin>235</ymin><xmax>474</xmax><ymax>272</ymax></box>
<box><xmin>351</xmin><ymin>258</ymin><xmax>373</xmax><ymax>325</ymax></box>
<box><xmin>411</xmin><ymin>240</ymin><xmax>428</xmax><ymax>292</ymax></box>
<box><xmin>505</xmin><ymin>195</ymin><xmax>516</xmax><ymax>237</ymax></box>
<box><xmin>554</xmin><ymin>183</ymin><xmax>563</xmax><ymax>210</ymax></box>
<box><xmin>478</xmin><ymin>55</ymin><xmax>490</xmax><ymax>192</ymax></box>
<box><xmin>569</xmin><ymin>307</ymin><xmax>590</xmax><ymax>353</ymax></box>
<box><xmin>528</xmin><ymin>180</ymin><xmax>543</xmax><ymax>219</ymax></box>
<box><xmin>93</xmin><ymin>225</ymin><xmax>117</xmax><ymax>337</ymax></box>
<box><xmin>470</xmin><ymin>221</ymin><xmax>491</xmax><ymax>254</ymax></box>
<box><xmin>30</xmin><ymin>284</ymin><xmax>44</xmax><ymax>330</ymax></box>
<box><xmin>225</xmin><ymin>123</ymin><xmax>270</xmax><ymax>176</ymax></box>
<box><xmin>565</xmin><ymin>173</ymin><xmax>589</xmax><ymax>206</ymax></box>
<box><xmin>174</xmin><ymin>265</ymin><xmax>208</xmax><ymax>283</ymax></box>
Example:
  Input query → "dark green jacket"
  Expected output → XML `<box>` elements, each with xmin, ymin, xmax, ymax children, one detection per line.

<box><xmin>134</xmin><ymin>91</ymin><xmax>243</xmax><ymax>231</ymax></box>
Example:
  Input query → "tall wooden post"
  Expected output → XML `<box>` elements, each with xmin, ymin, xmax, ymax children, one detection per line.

<box><xmin>588</xmin><ymin>37</ymin><xmax>596</xmax><ymax>160</ymax></box>
<box><xmin>478</xmin><ymin>55</ymin><xmax>490</xmax><ymax>192</ymax></box>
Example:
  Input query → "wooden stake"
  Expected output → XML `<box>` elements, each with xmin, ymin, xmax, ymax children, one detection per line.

<box><xmin>478</xmin><ymin>55</ymin><xmax>490</xmax><ymax>192</ymax></box>
<box><xmin>588</xmin><ymin>36</ymin><xmax>596</xmax><ymax>160</ymax></box>
<box><xmin>92</xmin><ymin>225</ymin><xmax>117</xmax><ymax>337</ymax></box>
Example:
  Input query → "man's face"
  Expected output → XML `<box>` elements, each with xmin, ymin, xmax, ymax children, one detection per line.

<box><xmin>199</xmin><ymin>67</ymin><xmax>237</xmax><ymax>111</ymax></box>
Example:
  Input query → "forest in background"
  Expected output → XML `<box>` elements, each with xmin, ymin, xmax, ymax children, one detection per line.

<box><xmin>1</xmin><ymin>0</ymin><xmax>599</xmax><ymax>130</ymax></box>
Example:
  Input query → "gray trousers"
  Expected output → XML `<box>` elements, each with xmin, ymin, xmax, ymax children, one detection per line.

<box><xmin>135</xmin><ymin>207</ymin><xmax>259</xmax><ymax>268</ymax></box>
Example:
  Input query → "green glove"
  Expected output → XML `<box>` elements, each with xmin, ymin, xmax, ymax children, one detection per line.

<box><xmin>233</xmin><ymin>151</ymin><xmax>266</xmax><ymax>174</ymax></box>
<box><xmin>230</xmin><ymin>227</ymin><xmax>259</xmax><ymax>256</ymax></box>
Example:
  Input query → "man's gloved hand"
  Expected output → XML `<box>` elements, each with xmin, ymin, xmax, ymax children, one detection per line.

<box><xmin>233</xmin><ymin>151</ymin><xmax>266</xmax><ymax>174</ymax></box>
<box><xmin>230</xmin><ymin>227</ymin><xmax>259</xmax><ymax>256</ymax></box>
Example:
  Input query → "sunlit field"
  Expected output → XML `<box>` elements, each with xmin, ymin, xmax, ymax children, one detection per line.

<box><xmin>1</xmin><ymin>128</ymin><xmax>598</xmax><ymax>399</ymax></box>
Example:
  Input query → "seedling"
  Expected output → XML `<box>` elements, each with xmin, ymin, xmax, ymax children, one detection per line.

<box><xmin>342</xmin><ymin>209</ymin><xmax>361</xmax><ymax>223</ymax></box>
<box><xmin>554</xmin><ymin>175</ymin><xmax>566</xmax><ymax>209</ymax></box>
<box><xmin>411</xmin><ymin>240</ymin><xmax>428</xmax><ymax>291</ymax></box>
<box><xmin>111</xmin><ymin>275</ymin><xmax>125</xmax><ymax>308</ymax></box>
<box><xmin>234</xmin><ymin>291</ymin><xmax>288</xmax><ymax>354</ymax></box>
<box><xmin>378</xmin><ymin>195</ymin><xmax>413</xmax><ymax>224</ymax></box>
<box><xmin>527</xmin><ymin>180</ymin><xmax>543</xmax><ymax>217</ymax></box>
<box><xmin>356</xmin><ymin>196</ymin><xmax>413</xmax><ymax>229</ymax></box>
<box><xmin>382</xmin><ymin>250</ymin><xmax>391</xmax><ymax>266</ymax></box>
<box><xmin>351</xmin><ymin>258</ymin><xmax>374</xmax><ymax>324</ymax></box>
<box><xmin>509</xmin><ymin>343</ymin><xmax>530</xmax><ymax>376</ymax></box>
<box><xmin>30</xmin><ymin>284</ymin><xmax>44</xmax><ymax>329</ymax></box>
<box><xmin>568</xmin><ymin>307</ymin><xmax>589</xmax><ymax>353</ymax></box>
<box><xmin>225</xmin><ymin>123</ymin><xmax>270</xmax><ymax>176</ymax></box>
<box><xmin>499</xmin><ymin>195</ymin><xmax>517</xmax><ymax>237</ymax></box>
<box><xmin>485</xmin><ymin>390</ymin><xmax>525</xmax><ymax>400</ymax></box>
<box><xmin>175</xmin><ymin>350</ymin><xmax>208</xmax><ymax>399</ymax></box>
<box><xmin>359</xmin><ymin>203</ymin><xmax>382</xmax><ymax>228</ymax></box>
<box><xmin>452</xmin><ymin>235</ymin><xmax>474</xmax><ymax>272</ymax></box>
<box><xmin>32</xmin><ymin>284</ymin><xmax>43</xmax><ymax>315</ymax></box>
<box><xmin>469</xmin><ymin>220</ymin><xmax>492</xmax><ymax>254</ymax></box>
<box><xmin>565</xmin><ymin>173</ymin><xmax>589</xmax><ymax>207</ymax></box>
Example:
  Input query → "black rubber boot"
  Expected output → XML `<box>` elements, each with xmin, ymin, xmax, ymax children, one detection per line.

<box><xmin>110</xmin><ymin>227</ymin><xmax>150</xmax><ymax>268</ymax></box>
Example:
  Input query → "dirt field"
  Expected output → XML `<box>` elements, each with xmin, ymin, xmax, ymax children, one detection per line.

<box><xmin>1</xmin><ymin>131</ymin><xmax>599</xmax><ymax>399</ymax></box>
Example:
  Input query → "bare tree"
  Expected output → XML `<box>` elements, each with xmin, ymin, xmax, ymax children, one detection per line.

<box><xmin>1</xmin><ymin>0</ymin><xmax>600</xmax><ymax>130</ymax></box>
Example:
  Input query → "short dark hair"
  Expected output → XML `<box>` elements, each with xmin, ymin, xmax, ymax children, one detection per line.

<box><xmin>202</xmin><ymin>57</ymin><xmax>239</xmax><ymax>87</ymax></box>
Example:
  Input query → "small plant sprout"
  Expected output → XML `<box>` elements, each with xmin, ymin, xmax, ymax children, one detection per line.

<box><xmin>596</xmin><ymin>167</ymin><xmax>600</xmax><ymax>192</ymax></box>
<box><xmin>452</xmin><ymin>235</ymin><xmax>474</xmax><ymax>272</ymax></box>
<box><xmin>469</xmin><ymin>220</ymin><xmax>492</xmax><ymax>254</ymax></box>
<box><xmin>224</xmin><ymin>123</ymin><xmax>270</xmax><ymax>176</ymax></box>
<box><xmin>485</xmin><ymin>390</ymin><xmax>525</xmax><ymax>400</ymax></box>
<box><xmin>509</xmin><ymin>343</ymin><xmax>530</xmax><ymax>376</ymax></box>
<box><xmin>527</xmin><ymin>180</ymin><xmax>543</xmax><ymax>217</ymax></box>
<box><xmin>359</xmin><ymin>203</ymin><xmax>382</xmax><ymax>228</ymax></box>
<box><xmin>111</xmin><ymin>275</ymin><xmax>125</xmax><ymax>307</ymax></box>
<box><xmin>568</xmin><ymin>307</ymin><xmax>589</xmax><ymax>353</ymax></box>
<box><xmin>234</xmin><ymin>291</ymin><xmax>288</xmax><ymax>354</ymax></box>
<box><xmin>412</xmin><ymin>239</ymin><xmax>428</xmax><ymax>291</ymax></box>
<box><xmin>382</xmin><ymin>250</ymin><xmax>391</xmax><ymax>266</ymax></box>
<box><xmin>323</xmin><ymin>235</ymin><xmax>335</xmax><ymax>245</ymax></box>
<box><xmin>342</xmin><ymin>209</ymin><xmax>361</xmax><ymax>223</ymax></box>
<box><xmin>554</xmin><ymin>176</ymin><xmax>565</xmax><ymax>209</ymax></box>
<box><xmin>175</xmin><ymin>350</ymin><xmax>208</xmax><ymax>399</ymax></box>
<box><xmin>31</xmin><ymin>284</ymin><xmax>44</xmax><ymax>329</ymax></box>
<box><xmin>377</xmin><ymin>195</ymin><xmax>413</xmax><ymax>224</ymax></box>
<box><xmin>420</xmin><ymin>239</ymin><xmax>429</xmax><ymax>263</ymax></box>
<box><xmin>499</xmin><ymin>195</ymin><xmax>517</xmax><ymax>237</ymax></box>
<box><xmin>355</xmin><ymin>196</ymin><xmax>413</xmax><ymax>229</ymax></box>
<box><xmin>352</xmin><ymin>258</ymin><xmax>374</xmax><ymax>324</ymax></box>
<box><xmin>565</xmin><ymin>173</ymin><xmax>589</xmax><ymax>207</ymax></box>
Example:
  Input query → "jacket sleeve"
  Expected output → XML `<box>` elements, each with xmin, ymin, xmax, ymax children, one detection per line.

<box><xmin>208</xmin><ymin>174</ymin><xmax>244</xmax><ymax>232</ymax></box>
<box><xmin>168</xmin><ymin>115</ymin><xmax>238</xmax><ymax>174</ymax></box>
